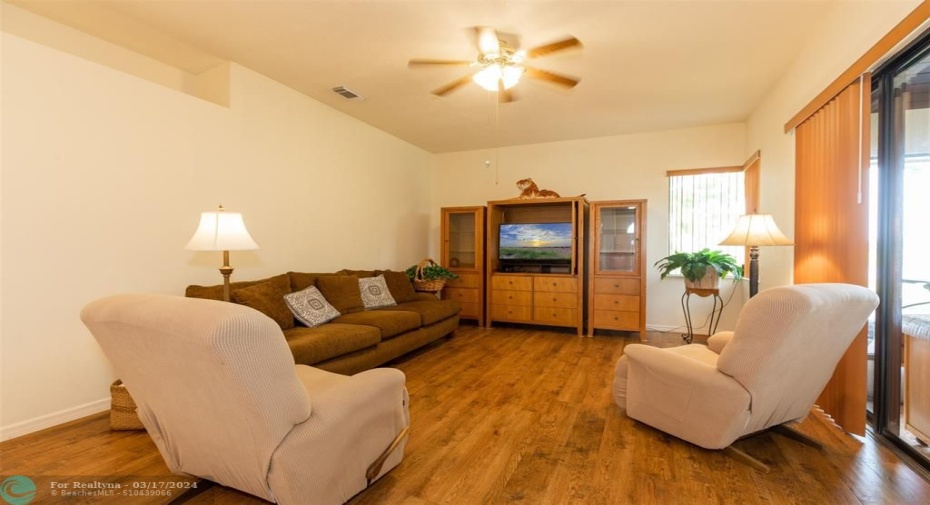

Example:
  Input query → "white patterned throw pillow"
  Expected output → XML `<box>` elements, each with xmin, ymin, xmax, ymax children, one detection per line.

<box><xmin>284</xmin><ymin>286</ymin><xmax>341</xmax><ymax>327</ymax></box>
<box><xmin>359</xmin><ymin>275</ymin><xmax>397</xmax><ymax>309</ymax></box>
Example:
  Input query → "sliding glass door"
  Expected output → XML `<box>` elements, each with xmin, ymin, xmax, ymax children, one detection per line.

<box><xmin>872</xmin><ymin>36</ymin><xmax>930</xmax><ymax>467</ymax></box>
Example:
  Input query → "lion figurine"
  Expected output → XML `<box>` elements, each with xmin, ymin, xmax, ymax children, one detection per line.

<box><xmin>516</xmin><ymin>178</ymin><xmax>561</xmax><ymax>199</ymax></box>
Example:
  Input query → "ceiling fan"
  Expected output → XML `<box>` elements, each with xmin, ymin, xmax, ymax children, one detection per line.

<box><xmin>408</xmin><ymin>26</ymin><xmax>583</xmax><ymax>103</ymax></box>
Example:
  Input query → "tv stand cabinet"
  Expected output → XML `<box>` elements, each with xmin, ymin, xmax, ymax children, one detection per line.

<box><xmin>486</xmin><ymin>197</ymin><xmax>588</xmax><ymax>335</ymax></box>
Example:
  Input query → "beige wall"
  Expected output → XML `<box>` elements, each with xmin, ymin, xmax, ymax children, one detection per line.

<box><xmin>431</xmin><ymin>123</ymin><xmax>749</xmax><ymax>331</ymax></box>
<box><xmin>0</xmin><ymin>7</ymin><xmax>6</xmax><ymax>429</ymax></box>
<box><xmin>746</xmin><ymin>0</ymin><xmax>922</xmax><ymax>289</ymax></box>
<box><xmin>0</xmin><ymin>24</ymin><xmax>431</xmax><ymax>437</ymax></box>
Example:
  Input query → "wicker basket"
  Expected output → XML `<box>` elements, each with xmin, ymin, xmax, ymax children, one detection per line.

<box><xmin>110</xmin><ymin>380</ymin><xmax>144</xmax><ymax>431</ymax></box>
<box><xmin>412</xmin><ymin>258</ymin><xmax>447</xmax><ymax>293</ymax></box>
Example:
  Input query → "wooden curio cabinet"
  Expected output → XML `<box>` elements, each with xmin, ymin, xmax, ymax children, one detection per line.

<box><xmin>588</xmin><ymin>200</ymin><xmax>646</xmax><ymax>336</ymax></box>
<box><xmin>440</xmin><ymin>206</ymin><xmax>486</xmax><ymax>326</ymax></box>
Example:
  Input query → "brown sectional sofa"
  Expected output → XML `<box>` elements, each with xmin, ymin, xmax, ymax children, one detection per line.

<box><xmin>186</xmin><ymin>269</ymin><xmax>461</xmax><ymax>375</ymax></box>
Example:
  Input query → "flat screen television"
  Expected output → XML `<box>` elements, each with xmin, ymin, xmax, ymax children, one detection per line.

<box><xmin>499</xmin><ymin>223</ymin><xmax>573</xmax><ymax>263</ymax></box>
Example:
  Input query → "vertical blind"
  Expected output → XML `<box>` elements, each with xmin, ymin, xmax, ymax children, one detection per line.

<box><xmin>668</xmin><ymin>169</ymin><xmax>745</xmax><ymax>258</ymax></box>
<box><xmin>794</xmin><ymin>74</ymin><xmax>871</xmax><ymax>436</ymax></box>
<box><xmin>742</xmin><ymin>151</ymin><xmax>761</xmax><ymax>268</ymax></box>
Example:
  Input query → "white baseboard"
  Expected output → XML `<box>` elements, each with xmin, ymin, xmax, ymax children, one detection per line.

<box><xmin>646</xmin><ymin>324</ymin><xmax>685</xmax><ymax>333</ymax></box>
<box><xmin>0</xmin><ymin>397</ymin><xmax>110</xmax><ymax>442</ymax></box>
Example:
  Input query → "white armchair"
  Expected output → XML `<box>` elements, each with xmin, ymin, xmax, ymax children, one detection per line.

<box><xmin>614</xmin><ymin>284</ymin><xmax>878</xmax><ymax>467</ymax></box>
<box><xmin>82</xmin><ymin>294</ymin><xmax>410</xmax><ymax>505</ymax></box>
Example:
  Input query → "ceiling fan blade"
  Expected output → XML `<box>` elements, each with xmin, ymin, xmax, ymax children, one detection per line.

<box><xmin>432</xmin><ymin>73</ymin><xmax>476</xmax><ymax>96</ymax></box>
<box><xmin>525</xmin><ymin>36</ymin><xmax>583</xmax><ymax>59</ymax></box>
<box><xmin>473</xmin><ymin>26</ymin><xmax>501</xmax><ymax>55</ymax></box>
<box><xmin>498</xmin><ymin>79</ymin><xmax>515</xmax><ymax>103</ymax></box>
<box><xmin>408</xmin><ymin>59</ymin><xmax>473</xmax><ymax>67</ymax></box>
<box><xmin>525</xmin><ymin>66</ymin><xmax>580</xmax><ymax>89</ymax></box>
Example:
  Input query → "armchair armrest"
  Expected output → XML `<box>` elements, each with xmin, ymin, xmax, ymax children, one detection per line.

<box><xmin>268</xmin><ymin>368</ymin><xmax>409</xmax><ymax>505</ymax></box>
<box><xmin>623</xmin><ymin>344</ymin><xmax>750</xmax><ymax>449</ymax></box>
<box><xmin>707</xmin><ymin>331</ymin><xmax>734</xmax><ymax>354</ymax></box>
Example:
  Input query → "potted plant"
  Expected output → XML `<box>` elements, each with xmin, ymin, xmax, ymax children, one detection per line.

<box><xmin>654</xmin><ymin>248</ymin><xmax>743</xmax><ymax>290</ymax></box>
<box><xmin>405</xmin><ymin>258</ymin><xmax>458</xmax><ymax>292</ymax></box>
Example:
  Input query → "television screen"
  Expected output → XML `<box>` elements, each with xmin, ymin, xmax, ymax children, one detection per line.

<box><xmin>499</xmin><ymin>223</ymin><xmax>573</xmax><ymax>261</ymax></box>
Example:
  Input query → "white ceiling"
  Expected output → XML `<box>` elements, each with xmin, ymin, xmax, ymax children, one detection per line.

<box><xmin>12</xmin><ymin>1</ymin><xmax>837</xmax><ymax>153</ymax></box>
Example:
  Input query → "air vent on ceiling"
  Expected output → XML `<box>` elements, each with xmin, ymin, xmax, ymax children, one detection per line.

<box><xmin>332</xmin><ymin>86</ymin><xmax>363</xmax><ymax>100</ymax></box>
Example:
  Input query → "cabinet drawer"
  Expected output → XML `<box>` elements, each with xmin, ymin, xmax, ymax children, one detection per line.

<box><xmin>492</xmin><ymin>289</ymin><xmax>533</xmax><ymax>306</ymax></box>
<box><xmin>491</xmin><ymin>304</ymin><xmax>533</xmax><ymax>322</ymax></box>
<box><xmin>534</xmin><ymin>292</ymin><xmax>578</xmax><ymax>309</ymax></box>
<box><xmin>443</xmin><ymin>287</ymin><xmax>479</xmax><ymax>304</ymax></box>
<box><xmin>594</xmin><ymin>277</ymin><xmax>640</xmax><ymax>295</ymax></box>
<box><xmin>491</xmin><ymin>275</ymin><xmax>533</xmax><ymax>291</ymax></box>
<box><xmin>593</xmin><ymin>294</ymin><xmax>639</xmax><ymax>312</ymax></box>
<box><xmin>534</xmin><ymin>307</ymin><xmax>578</xmax><ymax>326</ymax></box>
<box><xmin>458</xmin><ymin>302</ymin><xmax>481</xmax><ymax>319</ymax></box>
<box><xmin>533</xmin><ymin>276</ymin><xmax>578</xmax><ymax>293</ymax></box>
<box><xmin>593</xmin><ymin>310</ymin><xmax>640</xmax><ymax>330</ymax></box>
<box><xmin>445</xmin><ymin>273</ymin><xmax>480</xmax><ymax>289</ymax></box>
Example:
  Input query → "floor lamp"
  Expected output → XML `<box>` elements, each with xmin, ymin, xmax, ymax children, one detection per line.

<box><xmin>719</xmin><ymin>214</ymin><xmax>792</xmax><ymax>298</ymax></box>
<box><xmin>186</xmin><ymin>206</ymin><xmax>259</xmax><ymax>302</ymax></box>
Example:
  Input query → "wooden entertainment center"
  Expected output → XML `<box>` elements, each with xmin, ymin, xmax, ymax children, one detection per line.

<box><xmin>486</xmin><ymin>197</ymin><xmax>588</xmax><ymax>336</ymax></box>
<box><xmin>439</xmin><ymin>196</ymin><xmax>645</xmax><ymax>337</ymax></box>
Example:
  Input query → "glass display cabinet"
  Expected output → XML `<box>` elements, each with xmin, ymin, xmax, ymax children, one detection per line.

<box><xmin>440</xmin><ymin>207</ymin><xmax>486</xmax><ymax>325</ymax></box>
<box><xmin>589</xmin><ymin>200</ymin><xmax>646</xmax><ymax>336</ymax></box>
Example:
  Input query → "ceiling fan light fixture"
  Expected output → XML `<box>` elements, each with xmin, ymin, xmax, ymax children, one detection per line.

<box><xmin>473</xmin><ymin>64</ymin><xmax>524</xmax><ymax>92</ymax></box>
<box><xmin>413</xmin><ymin>27</ymin><xmax>581</xmax><ymax>99</ymax></box>
<box><xmin>501</xmin><ymin>65</ymin><xmax>524</xmax><ymax>88</ymax></box>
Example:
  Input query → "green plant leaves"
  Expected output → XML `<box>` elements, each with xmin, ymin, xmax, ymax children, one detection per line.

<box><xmin>405</xmin><ymin>263</ymin><xmax>458</xmax><ymax>280</ymax></box>
<box><xmin>653</xmin><ymin>248</ymin><xmax>744</xmax><ymax>282</ymax></box>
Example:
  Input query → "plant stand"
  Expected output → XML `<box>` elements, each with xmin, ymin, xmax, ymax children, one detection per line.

<box><xmin>680</xmin><ymin>287</ymin><xmax>723</xmax><ymax>344</ymax></box>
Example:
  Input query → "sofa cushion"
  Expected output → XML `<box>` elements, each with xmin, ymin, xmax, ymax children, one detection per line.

<box><xmin>337</xmin><ymin>269</ymin><xmax>376</xmax><ymax>278</ymax></box>
<box><xmin>231</xmin><ymin>276</ymin><xmax>294</xmax><ymax>330</ymax></box>
<box><xmin>316</xmin><ymin>275</ymin><xmax>364</xmax><ymax>314</ymax></box>
<box><xmin>330</xmin><ymin>310</ymin><xmax>420</xmax><ymax>339</ymax></box>
<box><xmin>287</xmin><ymin>272</ymin><xmax>331</xmax><ymax>292</ymax></box>
<box><xmin>283</xmin><ymin>324</ymin><xmax>380</xmax><ymax>364</ymax></box>
<box><xmin>381</xmin><ymin>299</ymin><xmax>461</xmax><ymax>326</ymax></box>
<box><xmin>284</xmin><ymin>286</ymin><xmax>341</xmax><ymax>328</ymax></box>
<box><xmin>359</xmin><ymin>275</ymin><xmax>397</xmax><ymax>309</ymax></box>
<box><xmin>186</xmin><ymin>273</ymin><xmax>290</xmax><ymax>301</ymax></box>
<box><xmin>376</xmin><ymin>270</ymin><xmax>419</xmax><ymax>303</ymax></box>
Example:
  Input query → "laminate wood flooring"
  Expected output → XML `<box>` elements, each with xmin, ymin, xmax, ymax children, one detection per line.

<box><xmin>2</xmin><ymin>325</ymin><xmax>928</xmax><ymax>504</ymax></box>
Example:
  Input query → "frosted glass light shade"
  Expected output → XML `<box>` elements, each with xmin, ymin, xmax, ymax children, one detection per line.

<box><xmin>719</xmin><ymin>214</ymin><xmax>792</xmax><ymax>247</ymax></box>
<box><xmin>473</xmin><ymin>64</ymin><xmax>524</xmax><ymax>91</ymax></box>
<box><xmin>185</xmin><ymin>210</ymin><xmax>259</xmax><ymax>251</ymax></box>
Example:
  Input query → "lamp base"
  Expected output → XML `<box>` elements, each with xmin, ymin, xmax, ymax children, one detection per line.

<box><xmin>220</xmin><ymin>250</ymin><xmax>234</xmax><ymax>302</ymax></box>
<box><xmin>749</xmin><ymin>246</ymin><xmax>760</xmax><ymax>298</ymax></box>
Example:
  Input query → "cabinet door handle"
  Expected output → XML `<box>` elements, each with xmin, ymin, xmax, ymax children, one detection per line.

<box><xmin>552</xmin><ymin>297</ymin><xmax>557</xmax><ymax>302</ymax></box>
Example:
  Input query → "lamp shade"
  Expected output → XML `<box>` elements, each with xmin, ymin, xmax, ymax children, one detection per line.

<box><xmin>185</xmin><ymin>210</ymin><xmax>259</xmax><ymax>251</ymax></box>
<box><xmin>719</xmin><ymin>214</ymin><xmax>792</xmax><ymax>247</ymax></box>
<box><xmin>473</xmin><ymin>64</ymin><xmax>524</xmax><ymax>91</ymax></box>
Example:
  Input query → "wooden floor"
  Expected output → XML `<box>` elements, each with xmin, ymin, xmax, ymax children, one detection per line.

<box><xmin>3</xmin><ymin>325</ymin><xmax>930</xmax><ymax>504</ymax></box>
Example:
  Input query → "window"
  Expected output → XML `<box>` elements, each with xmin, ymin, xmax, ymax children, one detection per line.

<box><xmin>667</xmin><ymin>168</ymin><xmax>746</xmax><ymax>260</ymax></box>
<box><xmin>666</xmin><ymin>153</ymin><xmax>760</xmax><ymax>268</ymax></box>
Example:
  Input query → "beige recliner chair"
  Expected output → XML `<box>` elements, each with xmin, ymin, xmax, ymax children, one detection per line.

<box><xmin>614</xmin><ymin>283</ymin><xmax>878</xmax><ymax>469</ymax></box>
<box><xmin>82</xmin><ymin>294</ymin><xmax>410</xmax><ymax>505</ymax></box>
